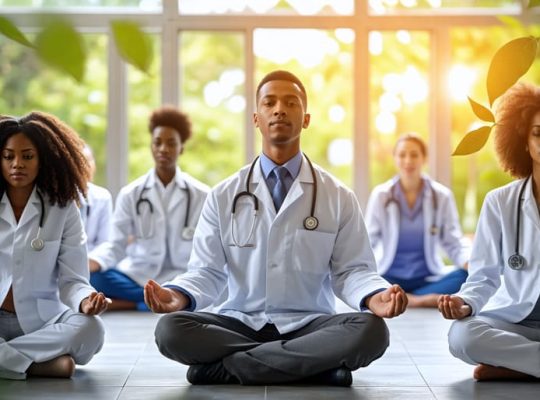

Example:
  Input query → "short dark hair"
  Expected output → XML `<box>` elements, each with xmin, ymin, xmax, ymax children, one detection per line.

<box><xmin>148</xmin><ymin>105</ymin><xmax>192</xmax><ymax>144</ymax></box>
<box><xmin>393</xmin><ymin>132</ymin><xmax>427</xmax><ymax>157</ymax></box>
<box><xmin>0</xmin><ymin>111</ymin><xmax>90</xmax><ymax>207</ymax></box>
<box><xmin>256</xmin><ymin>70</ymin><xmax>307</xmax><ymax>109</ymax></box>
<box><xmin>493</xmin><ymin>82</ymin><xmax>540</xmax><ymax>178</ymax></box>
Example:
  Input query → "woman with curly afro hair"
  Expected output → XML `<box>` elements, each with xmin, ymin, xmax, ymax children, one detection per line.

<box><xmin>0</xmin><ymin>111</ymin><xmax>109</xmax><ymax>380</ymax></box>
<box><xmin>439</xmin><ymin>82</ymin><xmax>540</xmax><ymax>381</ymax></box>
<box><xmin>88</xmin><ymin>105</ymin><xmax>210</xmax><ymax>311</ymax></box>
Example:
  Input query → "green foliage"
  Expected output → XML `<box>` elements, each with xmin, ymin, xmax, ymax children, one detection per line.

<box><xmin>528</xmin><ymin>0</ymin><xmax>540</xmax><ymax>8</ymax></box>
<box><xmin>0</xmin><ymin>16</ymin><xmax>33</xmax><ymax>47</ymax></box>
<box><xmin>468</xmin><ymin>97</ymin><xmax>494</xmax><ymax>122</ymax></box>
<box><xmin>452</xmin><ymin>126</ymin><xmax>493</xmax><ymax>156</ymax></box>
<box><xmin>111</xmin><ymin>20</ymin><xmax>153</xmax><ymax>74</ymax></box>
<box><xmin>487</xmin><ymin>36</ymin><xmax>537</xmax><ymax>106</ymax></box>
<box><xmin>35</xmin><ymin>18</ymin><xmax>86</xmax><ymax>82</ymax></box>
<box><xmin>454</xmin><ymin>35</ymin><xmax>538</xmax><ymax>156</ymax></box>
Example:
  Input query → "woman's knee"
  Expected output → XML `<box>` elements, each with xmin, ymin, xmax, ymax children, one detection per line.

<box><xmin>448</xmin><ymin>318</ymin><xmax>484</xmax><ymax>363</ymax></box>
<box><xmin>69</xmin><ymin>315</ymin><xmax>105</xmax><ymax>364</ymax></box>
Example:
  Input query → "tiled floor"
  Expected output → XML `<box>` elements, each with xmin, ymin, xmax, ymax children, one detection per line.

<box><xmin>1</xmin><ymin>303</ymin><xmax>538</xmax><ymax>399</ymax></box>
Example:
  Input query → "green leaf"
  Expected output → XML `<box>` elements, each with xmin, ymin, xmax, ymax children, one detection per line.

<box><xmin>487</xmin><ymin>36</ymin><xmax>537</xmax><ymax>106</ymax></box>
<box><xmin>0</xmin><ymin>16</ymin><xmax>33</xmax><ymax>48</ymax></box>
<box><xmin>35</xmin><ymin>19</ymin><xmax>86</xmax><ymax>82</ymax></box>
<box><xmin>111</xmin><ymin>20</ymin><xmax>153</xmax><ymax>74</ymax></box>
<box><xmin>468</xmin><ymin>97</ymin><xmax>495</xmax><ymax>123</ymax></box>
<box><xmin>528</xmin><ymin>0</ymin><xmax>540</xmax><ymax>8</ymax></box>
<box><xmin>453</xmin><ymin>126</ymin><xmax>493</xmax><ymax>156</ymax></box>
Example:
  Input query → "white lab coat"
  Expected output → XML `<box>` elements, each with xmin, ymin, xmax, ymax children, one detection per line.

<box><xmin>167</xmin><ymin>155</ymin><xmax>390</xmax><ymax>334</ymax></box>
<box><xmin>0</xmin><ymin>187</ymin><xmax>94</xmax><ymax>334</ymax></box>
<box><xmin>90</xmin><ymin>167</ymin><xmax>209</xmax><ymax>287</ymax></box>
<box><xmin>457</xmin><ymin>178</ymin><xmax>540</xmax><ymax>322</ymax></box>
<box><xmin>365</xmin><ymin>176</ymin><xmax>470</xmax><ymax>276</ymax></box>
<box><xmin>80</xmin><ymin>182</ymin><xmax>113</xmax><ymax>252</ymax></box>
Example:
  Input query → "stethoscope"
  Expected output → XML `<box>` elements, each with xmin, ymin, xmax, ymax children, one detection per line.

<box><xmin>230</xmin><ymin>153</ymin><xmax>319</xmax><ymax>248</ymax></box>
<box><xmin>135</xmin><ymin>174</ymin><xmax>194</xmax><ymax>240</ymax></box>
<box><xmin>507</xmin><ymin>176</ymin><xmax>530</xmax><ymax>270</ymax></box>
<box><xmin>31</xmin><ymin>190</ymin><xmax>46</xmax><ymax>251</ymax></box>
<box><xmin>384</xmin><ymin>179</ymin><xmax>439</xmax><ymax>235</ymax></box>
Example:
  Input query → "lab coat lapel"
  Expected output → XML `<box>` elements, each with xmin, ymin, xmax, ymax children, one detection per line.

<box><xmin>251</xmin><ymin>159</ymin><xmax>276</xmax><ymax>214</ymax></box>
<box><xmin>0</xmin><ymin>192</ymin><xmax>16</xmax><ymax>228</ymax></box>
<box><xmin>523</xmin><ymin>178</ymin><xmax>540</xmax><ymax>231</ymax></box>
<box><xmin>146</xmin><ymin>171</ymin><xmax>165</xmax><ymax>217</ymax></box>
<box><xmin>280</xmin><ymin>156</ymin><xmax>312</xmax><ymax>213</ymax></box>
<box><xmin>168</xmin><ymin>167</ymin><xmax>187</xmax><ymax>212</ymax></box>
<box><xmin>16</xmin><ymin>187</ymin><xmax>41</xmax><ymax>230</ymax></box>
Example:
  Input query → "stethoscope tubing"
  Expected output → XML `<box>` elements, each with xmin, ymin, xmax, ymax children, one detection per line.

<box><xmin>135</xmin><ymin>173</ymin><xmax>192</xmax><ymax>239</ymax></box>
<box><xmin>230</xmin><ymin>153</ymin><xmax>319</xmax><ymax>247</ymax></box>
<box><xmin>384</xmin><ymin>178</ymin><xmax>438</xmax><ymax>236</ymax></box>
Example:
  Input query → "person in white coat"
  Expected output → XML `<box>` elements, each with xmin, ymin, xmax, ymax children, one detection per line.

<box><xmin>80</xmin><ymin>144</ymin><xmax>113</xmax><ymax>252</ymax></box>
<box><xmin>0</xmin><ymin>112</ymin><xmax>109</xmax><ymax>380</ymax></box>
<box><xmin>366</xmin><ymin>133</ymin><xmax>470</xmax><ymax>307</ymax></box>
<box><xmin>143</xmin><ymin>70</ymin><xmax>407</xmax><ymax>387</ymax></box>
<box><xmin>89</xmin><ymin>106</ymin><xmax>209</xmax><ymax>311</ymax></box>
<box><xmin>439</xmin><ymin>82</ymin><xmax>540</xmax><ymax>381</ymax></box>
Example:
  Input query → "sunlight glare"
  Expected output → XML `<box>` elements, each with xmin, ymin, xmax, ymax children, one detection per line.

<box><xmin>448</xmin><ymin>64</ymin><xmax>477</xmax><ymax>102</ymax></box>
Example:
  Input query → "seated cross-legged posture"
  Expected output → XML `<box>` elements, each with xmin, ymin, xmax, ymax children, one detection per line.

<box><xmin>89</xmin><ymin>106</ymin><xmax>209</xmax><ymax>311</ymax></box>
<box><xmin>439</xmin><ymin>83</ymin><xmax>540</xmax><ymax>381</ymax></box>
<box><xmin>0</xmin><ymin>112</ymin><xmax>108</xmax><ymax>380</ymax></box>
<box><xmin>366</xmin><ymin>133</ymin><xmax>470</xmax><ymax>308</ymax></box>
<box><xmin>144</xmin><ymin>70</ymin><xmax>407</xmax><ymax>387</ymax></box>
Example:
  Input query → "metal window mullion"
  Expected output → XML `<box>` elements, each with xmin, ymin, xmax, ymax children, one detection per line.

<box><xmin>429</xmin><ymin>27</ymin><xmax>452</xmax><ymax>188</ymax></box>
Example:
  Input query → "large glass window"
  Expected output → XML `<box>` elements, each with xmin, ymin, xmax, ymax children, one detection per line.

<box><xmin>369</xmin><ymin>30</ymin><xmax>430</xmax><ymax>189</ymax></box>
<box><xmin>179</xmin><ymin>31</ymin><xmax>245</xmax><ymax>186</ymax></box>
<box><xmin>254</xmin><ymin>28</ymin><xmax>354</xmax><ymax>187</ymax></box>
<box><xmin>178</xmin><ymin>0</ymin><xmax>354</xmax><ymax>15</ymax></box>
<box><xmin>0</xmin><ymin>0</ymin><xmax>161</xmax><ymax>10</ymax></box>
<box><xmin>368</xmin><ymin>0</ymin><xmax>519</xmax><ymax>14</ymax></box>
<box><xmin>127</xmin><ymin>34</ymin><xmax>161</xmax><ymax>183</ymax></box>
<box><xmin>0</xmin><ymin>34</ymin><xmax>108</xmax><ymax>186</ymax></box>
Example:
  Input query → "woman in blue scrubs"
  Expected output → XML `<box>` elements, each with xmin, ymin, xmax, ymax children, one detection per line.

<box><xmin>366</xmin><ymin>133</ymin><xmax>470</xmax><ymax>307</ymax></box>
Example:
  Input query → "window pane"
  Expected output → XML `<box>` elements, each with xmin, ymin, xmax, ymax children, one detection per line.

<box><xmin>254</xmin><ymin>28</ymin><xmax>354</xmax><ymax>187</ymax></box>
<box><xmin>0</xmin><ymin>34</ymin><xmax>108</xmax><ymax>186</ymax></box>
<box><xmin>0</xmin><ymin>0</ymin><xmax>161</xmax><ymax>10</ymax></box>
<box><xmin>180</xmin><ymin>31</ymin><xmax>245</xmax><ymax>186</ymax></box>
<box><xmin>369</xmin><ymin>30</ymin><xmax>430</xmax><ymax>189</ymax></box>
<box><xmin>127</xmin><ymin>34</ymin><xmax>161</xmax><ymax>183</ymax></box>
<box><xmin>369</xmin><ymin>0</ymin><xmax>519</xmax><ymax>14</ymax></box>
<box><xmin>450</xmin><ymin>24</ymin><xmax>540</xmax><ymax>233</ymax></box>
<box><xmin>179</xmin><ymin>0</ymin><xmax>354</xmax><ymax>15</ymax></box>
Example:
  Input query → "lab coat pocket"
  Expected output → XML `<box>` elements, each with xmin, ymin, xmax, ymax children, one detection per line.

<box><xmin>171</xmin><ymin>239</ymin><xmax>193</xmax><ymax>269</ymax></box>
<box><xmin>37</xmin><ymin>297</ymin><xmax>64</xmax><ymax>324</ymax></box>
<box><xmin>26</xmin><ymin>239</ymin><xmax>61</xmax><ymax>290</ymax></box>
<box><xmin>292</xmin><ymin>229</ymin><xmax>336</xmax><ymax>274</ymax></box>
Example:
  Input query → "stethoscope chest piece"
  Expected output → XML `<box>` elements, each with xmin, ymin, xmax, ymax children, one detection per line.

<box><xmin>182</xmin><ymin>226</ymin><xmax>195</xmax><ymax>240</ymax></box>
<box><xmin>31</xmin><ymin>237</ymin><xmax>44</xmax><ymax>251</ymax></box>
<box><xmin>508</xmin><ymin>254</ymin><xmax>525</xmax><ymax>270</ymax></box>
<box><xmin>303</xmin><ymin>216</ymin><xmax>319</xmax><ymax>230</ymax></box>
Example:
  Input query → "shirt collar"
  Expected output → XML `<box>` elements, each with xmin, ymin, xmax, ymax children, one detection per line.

<box><xmin>259</xmin><ymin>151</ymin><xmax>303</xmax><ymax>180</ymax></box>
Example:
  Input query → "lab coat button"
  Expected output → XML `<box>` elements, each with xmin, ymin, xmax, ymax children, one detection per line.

<box><xmin>270</xmin><ymin>263</ymin><xmax>277</xmax><ymax>268</ymax></box>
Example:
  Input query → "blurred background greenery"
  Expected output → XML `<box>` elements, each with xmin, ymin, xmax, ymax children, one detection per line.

<box><xmin>1</xmin><ymin>0</ymin><xmax>539</xmax><ymax>233</ymax></box>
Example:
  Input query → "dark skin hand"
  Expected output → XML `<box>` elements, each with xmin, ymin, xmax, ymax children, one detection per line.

<box><xmin>79</xmin><ymin>292</ymin><xmax>111</xmax><ymax>315</ymax></box>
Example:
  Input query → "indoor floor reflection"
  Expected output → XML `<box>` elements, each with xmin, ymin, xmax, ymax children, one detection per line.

<box><xmin>0</xmin><ymin>304</ymin><xmax>538</xmax><ymax>400</ymax></box>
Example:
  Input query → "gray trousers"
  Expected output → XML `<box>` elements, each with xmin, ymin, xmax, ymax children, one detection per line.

<box><xmin>0</xmin><ymin>309</ymin><xmax>105</xmax><ymax>379</ymax></box>
<box><xmin>448</xmin><ymin>316</ymin><xmax>540</xmax><ymax>377</ymax></box>
<box><xmin>155</xmin><ymin>311</ymin><xmax>389</xmax><ymax>384</ymax></box>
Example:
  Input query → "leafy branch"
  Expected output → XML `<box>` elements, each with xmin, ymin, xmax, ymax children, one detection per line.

<box><xmin>0</xmin><ymin>15</ymin><xmax>153</xmax><ymax>82</ymax></box>
<box><xmin>453</xmin><ymin>0</ymin><xmax>540</xmax><ymax>156</ymax></box>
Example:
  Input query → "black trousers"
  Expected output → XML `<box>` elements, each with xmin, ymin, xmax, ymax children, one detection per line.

<box><xmin>154</xmin><ymin>311</ymin><xmax>389</xmax><ymax>385</ymax></box>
